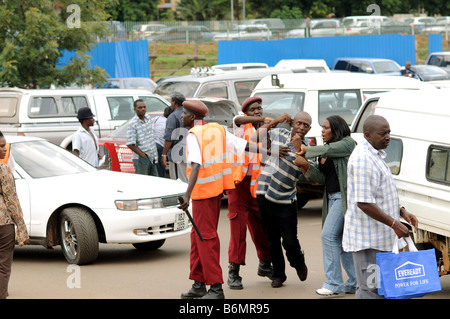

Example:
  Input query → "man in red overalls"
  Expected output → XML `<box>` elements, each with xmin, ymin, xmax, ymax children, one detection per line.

<box><xmin>179</xmin><ymin>100</ymin><xmax>247</xmax><ymax>299</ymax></box>
<box><xmin>227</xmin><ymin>96</ymin><xmax>273</xmax><ymax>289</ymax></box>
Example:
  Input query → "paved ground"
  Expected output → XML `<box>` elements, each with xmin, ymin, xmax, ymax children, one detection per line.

<box><xmin>8</xmin><ymin>199</ymin><xmax>450</xmax><ymax>304</ymax></box>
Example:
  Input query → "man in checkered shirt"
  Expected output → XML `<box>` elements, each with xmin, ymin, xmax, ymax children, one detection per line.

<box><xmin>343</xmin><ymin>115</ymin><xmax>418</xmax><ymax>299</ymax></box>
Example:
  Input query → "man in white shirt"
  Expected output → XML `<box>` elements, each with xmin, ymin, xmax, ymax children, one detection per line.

<box><xmin>72</xmin><ymin>107</ymin><xmax>102</xmax><ymax>167</ymax></box>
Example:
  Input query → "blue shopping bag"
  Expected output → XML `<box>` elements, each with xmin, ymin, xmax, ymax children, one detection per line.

<box><xmin>376</xmin><ymin>237</ymin><xmax>441</xmax><ymax>299</ymax></box>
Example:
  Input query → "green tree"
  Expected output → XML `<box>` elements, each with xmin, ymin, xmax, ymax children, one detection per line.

<box><xmin>0</xmin><ymin>0</ymin><xmax>114</xmax><ymax>88</ymax></box>
<box><xmin>270</xmin><ymin>5</ymin><xmax>303</xmax><ymax>19</ymax></box>
<box><xmin>105</xmin><ymin>0</ymin><xmax>158</xmax><ymax>21</ymax></box>
<box><xmin>176</xmin><ymin>0</ymin><xmax>229</xmax><ymax>21</ymax></box>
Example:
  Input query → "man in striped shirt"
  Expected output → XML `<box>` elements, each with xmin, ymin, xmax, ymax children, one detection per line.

<box><xmin>343</xmin><ymin>115</ymin><xmax>418</xmax><ymax>299</ymax></box>
<box><xmin>126</xmin><ymin>99</ymin><xmax>159</xmax><ymax>176</ymax></box>
<box><xmin>253</xmin><ymin>112</ymin><xmax>311</xmax><ymax>288</ymax></box>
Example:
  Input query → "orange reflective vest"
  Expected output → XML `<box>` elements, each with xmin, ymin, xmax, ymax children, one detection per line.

<box><xmin>0</xmin><ymin>143</ymin><xmax>10</xmax><ymax>165</ymax></box>
<box><xmin>186</xmin><ymin>123</ymin><xmax>235</xmax><ymax>200</ymax></box>
<box><xmin>230</xmin><ymin>119</ymin><xmax>262</xmax><ymax>198</ymax></box>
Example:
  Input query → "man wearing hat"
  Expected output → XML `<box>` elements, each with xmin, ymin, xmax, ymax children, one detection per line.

<box><xmin>178</xmin><ymin>99</ymin><xmax>248</xmax><ymax>299</ymax></box>
<box><xmin>72</xmin><ymin>107</ymin><xmax>103</xmax><ymax>167</ymax></box>
<box><xmin>162</xmin><ymin>92</ymin><xmax>188</xmax><ymax>182</ymax></box>
<box><xmin>226</xmin><ymin>96</ymin><xmax>273</xmax><ymax>290</ymax></box>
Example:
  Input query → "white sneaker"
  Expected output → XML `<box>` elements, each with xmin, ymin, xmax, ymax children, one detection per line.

<box><xmin>316</xmin><ymin>287</ymin><xmax>339</xmax><ymax>296</ymax></box>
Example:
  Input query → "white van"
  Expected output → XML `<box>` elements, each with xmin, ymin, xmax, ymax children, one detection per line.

<box><xmin>351</xmin><ymin>89</ymin><xmax>450</xmax><ymax>275</ymax></box>
<box><xmin>154</xmin><ymin>67</ymin><xmax>293</xmax><ymax>109</ymax></box>
<box><xmin>343</xmin><ymin>15</ymin><xmax>389</xmax><ymax>28</ymax></box>
<box><xmin>0</xmin><ymin>88</ymin><xmax>169</xmax><ymax>150</ymax></box>
<box><xmin>251</xmin><ymin>72</ymin><xmax>435</xmax><ymax>146</ymax></box>
<box><xmin>275</xmin><ymin>59</ymin><xmax>330</xmax><ymax>73</ymax></box>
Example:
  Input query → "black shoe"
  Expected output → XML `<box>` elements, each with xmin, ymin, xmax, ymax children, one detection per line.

<box><xmin>271</xmin><ymin>277</ymin><xmax>286</xmax><ymax>288</ymax></box>
<box><xmin>228</xmin><ymin>263</ymin><xmax>243</xmax><ymax>290</ymax></box>
<box><xmin>201</xmin><ymin>284</ymin><xmax>225</xmax><ymax>299</ymax></box>
<box><xmin>257</xmin><ymin>260</ymin><xmax>273</xmax><ymax>279</ymax></box>
<box><xmin>181</xmin><ymin>281</ymin><xmax>207</xmax><ymax>299</ymax></box>
<box><xmin>296</xmin><ymin>262</ymin><xmax>308</xmax><ymax>281</ymax></box>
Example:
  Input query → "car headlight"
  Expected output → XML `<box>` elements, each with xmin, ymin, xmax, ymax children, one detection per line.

<box><xmin>115</xmin><ymin>198</ymin><xmax>164</xmax><ymax>211</ymax></box>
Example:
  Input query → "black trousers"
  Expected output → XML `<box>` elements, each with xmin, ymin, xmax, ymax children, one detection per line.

<box><xmin>0</xmin><ymin>224</ymin><xmax>15</xmax><ymax>299</ymax></box>
<box><xmin>256</xmin><ymin>195</ymin><xmax>305</xmax><ymax>280</ymax></box>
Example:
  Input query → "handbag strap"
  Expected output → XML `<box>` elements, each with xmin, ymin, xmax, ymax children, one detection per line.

<box><xmin>393</xmin><ymin>236</ymin><xmax>418</xmax><ymax>254</ymax></box>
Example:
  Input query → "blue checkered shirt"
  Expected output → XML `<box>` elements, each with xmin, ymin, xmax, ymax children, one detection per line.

<box><xmin>343</xmin><ymin>139</ymin><xmax>402</xmax><ymax>252</ymax></box>
<box><xmin>126</xmin><ymin>114</ymin><xmax>158</xmax><ymax>162</ymax></box>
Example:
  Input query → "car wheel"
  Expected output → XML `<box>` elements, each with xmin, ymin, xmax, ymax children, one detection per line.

<box><xmin>59</xmin><ymin>207</ymin><xmax>99</xmax><ymax>265</ymax></box>
<box><xmin>132</xmin><ymin>239</ymin><xmax>165</xmax><ymax>251</ymax></box>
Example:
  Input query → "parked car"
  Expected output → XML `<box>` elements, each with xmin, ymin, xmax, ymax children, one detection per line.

<box><xmin>286</xmin><ymin>19</ymin><xmax>343</xmax><ymax>38</ymax></box>
<box><xmin>344</xmin><ymin>21</ymin><xmax>375</xmax><ymax>35</ymax></box>
<box><xmin>343</xmin><ymin>15</ymin><xmax>389</xmax><ymax>35</ymax></box>
<box><xmin>99</xmin><ymin>98</ymin><xmax>237</xmax><ymax>173</ymax></box>
<box><xmin>252</xmin><ymin>72</ymin><xmax>435</xmax><ymax>207</ymax></box>
<box><xmin>130</xmin><ymin>23</ymin><xmax>166</xmax><ymax>40</ymax></box>
<box><xmin>7</xmin><ymin>135</ymin><xmax>192</xmax><ymax>264</ymax></box>
<box><xmin>350</xmin><ymin>89</ymin><xmax>450</xmax><ymax>276</ymax></box>
<box><xmin>0</xmin><ymin>88</ymin><xmax>169</xmax><ymax>150</ymax></box>
<box><xmin>211</xmin><ymin>63</ymin><xmax>268</xmax><ymax>71</ymax></box>
<box><xmin>331</xmin><ymin>58</ymin><xmax>402</xmax><ymax>76</ymax></box>
<box><xmin>343</xmin><ymin>15</ymin><xmax>389</xmax><ymax>28</ymax></box>
<box><xmin>362</xmin><ymin>21</ymin><xmax>412</xmax><ymax>35</ymax></box>
<box><xmin>409</xmin><ymin>65</ymin><xmax>450</xmax><ymax>81</ymax></box>
<box><xmin>154</xmin><ymin>67</ymin><xmax>293</xmax><ymax>107</ymax></box>
<box><xmin>404</xmin><ymin>16</ymin><xmax>436</xmax><ymax>32</ymax></box>
<box><xmin>148</xmin><ymin>25</ymin><xmax>215</xmax><ymax>44</ymax></box>
<box><xmin>424</xmin><ymin>18</ymin><xmax>450</xmax><ymax>33</ymax></box>
<box><xmin>252</xmin><ymin>72</ymin><xmax>435</xmax><ymax>146</ymax></box>
<box><xmin>213</xmin><ymin>25</ymin><xmax>272</xmax><ymax>41</ymax></box>
<box><xmin>102</xmin><ymin>77</ymin><xmax>157</xmax><ymax>92</ymax></box>
<box><xmin>425</xmin><ymin>51</ymin><xmax>450</xmax><ymax>76</ymax></box>
<box><xmin>246</xmin><ymin>18</ymin><xmax>286</xmax><ymax>39</ymax></box>
<box><xmin>99</xmin><ymin>111</ymin><xmax>163</xmax><ymax>174</ymax></box>
<box><xmin>275</xmin><ymin>59</ymin><xmax>330</xmax><ymax>73</ymax></box>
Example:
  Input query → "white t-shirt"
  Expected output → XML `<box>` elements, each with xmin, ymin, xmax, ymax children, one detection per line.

<box><xmin>186</xmin><ymin>129</ymin><xmax>247</xmax><ymax>165</ymax></box>
<box><xmin>72</xmin><ymin>126</ymin><xmax>99</xmax><ymax>167</ymax></box>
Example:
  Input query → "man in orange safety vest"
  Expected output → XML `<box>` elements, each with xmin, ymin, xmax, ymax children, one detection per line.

<box><xmin>227</xmin><ymin>96</ymin><xmax>273</xmax><ymax>290</ymax></box>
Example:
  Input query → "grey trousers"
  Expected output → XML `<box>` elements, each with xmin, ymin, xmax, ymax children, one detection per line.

<box><xmin>352</xmin><ymin>249</ymin><xmax>386</xmax><ymax>299</ymax></box>
<box><xmin>0</xmin><ymin>224</ymin><xmax>15</xmax><ymax>299</ymax></box>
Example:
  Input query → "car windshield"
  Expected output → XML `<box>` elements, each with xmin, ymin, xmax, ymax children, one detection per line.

<box><xmin>11</xmin><ymin>140</ymin><xmax>95</xmax><ymax>178</ymax></box>
<box><xmin>154</xmin><ymin>81</ymin><xmax>199</xmax><ymax>98</ymax></box>
<box><xmin>257</xmin><ymin>92</ymin><xmax>305</xmax><ymax>117</ymax></box>
<box><xmin>372</xmin><ymin>61</ymin><xmax>401</xmax><ymax>73</ymax></box>
<box><xmin>417</xmin><ymin>66</ymin><xmax>447</xmax><ymax>75</ymax></box>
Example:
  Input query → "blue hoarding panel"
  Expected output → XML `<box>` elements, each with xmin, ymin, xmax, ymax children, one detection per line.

<box><xmin>428</xmin><ymin>34</ymin><xmax>443</xmax><ymax>55</ymax></box>
<box><xmin>217</xmin><ymin>34</ymin><xmax>416</xmax><ymax>68</ymax></box>
<box><xmin>58</xmin><ymin>40</ymin><xmax>149</xmax><ymax>79</ymax></box>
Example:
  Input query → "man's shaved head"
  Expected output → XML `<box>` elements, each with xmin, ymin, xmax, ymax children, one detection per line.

<box><xmin>363</xmin><ymin>115</ymin><xmax>391</xmax><ymax>150</ymax></box>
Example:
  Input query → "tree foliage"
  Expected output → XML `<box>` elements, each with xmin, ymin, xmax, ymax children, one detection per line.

<box><xmin>105</xmin><ymin>0</ymin><xmax>158</xmax><ymax>21</ymax></box>
<box><xmin>176</xmin><ymin>0</ymin><xmax>230</xmax><ymax>21</ymax></box>
<box><xmin>0</xmin><ymin>0</ymin><xmax>115</xmax><ymax>88</ymax></box>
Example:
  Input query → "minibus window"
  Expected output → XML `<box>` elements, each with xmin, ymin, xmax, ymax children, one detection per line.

<box><xmin>427</xmin><ymin>147</ymin><xmax>450</xmax><ymax>184</ymax></box>
<box><xmin>318</xmin><ymin>90</ymin><xmax>361</xmax><ymax>125</ymax></box>
<box><xmin>384</xmin><ymin>138</ymin><xmax>403</xmax><ymax>175</ymax></box>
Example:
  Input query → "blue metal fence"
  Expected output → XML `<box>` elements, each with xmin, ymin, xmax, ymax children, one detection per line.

<box><xmin>428</xmin><ymin>33</ymin><xmax>443</xmax><ymax>54</ymax></box>
<box><xmin>217</xmin><ymin>34</ymin><xmax>417</xmax><ymax>67</ymax></box>
<box><xmin>59</xmin><ymin>40</ymin><xmax>149</xmax><ymax>78</ymax></box>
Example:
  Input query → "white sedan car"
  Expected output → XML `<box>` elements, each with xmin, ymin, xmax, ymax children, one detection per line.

<box><xmin>213</xmin><ymin>25</ymin><xmax>272</xmax><ymax>41</ymax></box>
<box><xmin>8</xmin><ymin>136</ymin><xmax>191</xmax><ymax>264</ymax></box>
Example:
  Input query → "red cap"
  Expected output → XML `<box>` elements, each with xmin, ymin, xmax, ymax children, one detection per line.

<box><xmin>241</xmin><ymin>96</ymin><xmax>262</xmax><ymax>112</ymax></box>
<box><xmin>183</xmin><ymin>100</ymin><xmax>208</xmax><ymax>116</ymax></box>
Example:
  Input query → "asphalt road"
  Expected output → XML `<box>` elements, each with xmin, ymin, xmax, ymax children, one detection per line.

<box><xmin>7</xmin><ymin>199</ymin><xmax>450</xmax><ymax>302</ymax></box>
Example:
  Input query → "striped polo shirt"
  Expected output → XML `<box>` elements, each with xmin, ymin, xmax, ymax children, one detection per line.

<box><xmin>126</xmin><ymin>114</ymin><xmax>158</xmax><ymax>162</ymax></box>
<box><xmin>256</xmin><ymin>128</ymin><xmax>306</xmax><ymax>204</ymax></box>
